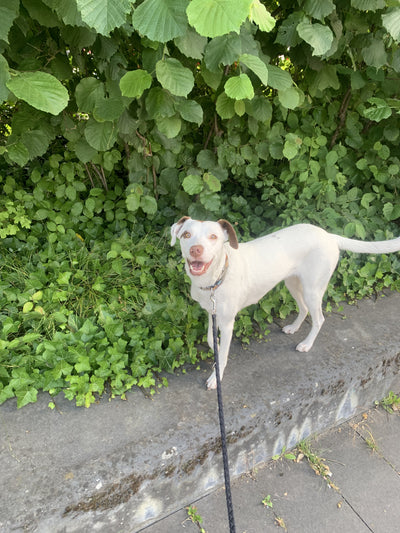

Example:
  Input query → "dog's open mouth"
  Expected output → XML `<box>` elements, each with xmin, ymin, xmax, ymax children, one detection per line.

<box><xmin>188</xmin><ymin>259</ymin><xmax>213</xmax><ymax>276</ymax></box>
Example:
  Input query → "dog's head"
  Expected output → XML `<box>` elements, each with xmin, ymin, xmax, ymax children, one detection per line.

<box><xmin>170</xmin><ymin>217</ymin><xmax>238</xmax><ymax>277</ymax></box>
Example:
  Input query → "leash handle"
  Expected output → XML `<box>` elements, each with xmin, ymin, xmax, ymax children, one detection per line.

<box><xmin>211</xmin><ymin>292</ymin><xmax>236</xmax><ymax>533</ymax></box>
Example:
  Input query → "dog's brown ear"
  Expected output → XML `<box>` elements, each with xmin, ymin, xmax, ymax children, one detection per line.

<box><xmin>170</xmin><ymin>216</ymin><xmax>191</xmax><ymax>246</ymax></box>
<box><xmin>176</xmin><ymin>215</ymin><xmax>191</xmax><ymax>226</ymax></box>
<box><xmin>218</xmin><ymin>219</ymin><xmax>239</xmax><ymax>249</ymax></box>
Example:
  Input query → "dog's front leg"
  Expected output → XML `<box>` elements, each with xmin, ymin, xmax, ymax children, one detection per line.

<box><xmin>206</xmin><ymin>317</ymin><xmax>234</xmax><ymax>390</ymax></box>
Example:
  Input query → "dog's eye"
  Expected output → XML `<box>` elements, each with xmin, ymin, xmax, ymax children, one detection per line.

<box><xmin>182</xmin><ymin>231</ymin><xmax>191</xmax><ymax>239</ymax></box>
<box><xmin>209</xmin><ymin>234</ymin><xmax>217</xmax><ymax>240</ymax></box>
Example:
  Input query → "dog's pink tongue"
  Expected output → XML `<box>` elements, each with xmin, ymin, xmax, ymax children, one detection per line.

<box><xmin>190</xmin><ymin>261</ymin><xmax>205</xmax><ymax>275</ymax></box>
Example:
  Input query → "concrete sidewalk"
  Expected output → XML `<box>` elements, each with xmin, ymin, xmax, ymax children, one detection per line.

<box><xmin>141</xmin><ymin>407</ymin><xmax>400</xmax><ymax>533</ymax></box>
<box><xmin>0</xmin><ymin>292</ymin><xmax>399</xmax><ymax>533</ymax></box>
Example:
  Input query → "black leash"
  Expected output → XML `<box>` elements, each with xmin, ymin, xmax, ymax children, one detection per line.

<box><xmin>211</xmin><ymin>291</ymin><xmax>236</xmax><ymax>533</ymax></box>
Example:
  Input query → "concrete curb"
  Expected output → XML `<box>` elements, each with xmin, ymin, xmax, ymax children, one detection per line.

<box><xmin>1</xmin><ymin>292</ymin><xmax>399</xmax><ymax>532</ymax></box>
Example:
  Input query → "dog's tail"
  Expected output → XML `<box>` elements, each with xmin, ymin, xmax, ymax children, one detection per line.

<box><xmin>334</xmin><ymin>234</ymin><xmax>400</xmax><ymax>254</ymax></box>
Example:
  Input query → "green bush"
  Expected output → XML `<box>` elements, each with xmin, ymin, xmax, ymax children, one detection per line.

<box><xmin>1</xmin><ymin>154</ymin><xmax>399</xmax><ymax>407</ymax></box>
<box><xmin>1</xmin><ymin>1</ymin><xmax>400</xmax><ymax>406</ymax></box>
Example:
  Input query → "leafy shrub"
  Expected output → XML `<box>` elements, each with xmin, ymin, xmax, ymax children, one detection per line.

<box><xmin>0</xmin><ymin>1</ymin><xmax>400</xmax><ymax>406</ymax></box>
<box><xmin>1</xmin><ymin>153</ymin><xmax>399</xmax><ymax>407</ymax></box>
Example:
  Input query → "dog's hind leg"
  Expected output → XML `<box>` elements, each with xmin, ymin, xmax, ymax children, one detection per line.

<box><xmin>282</xmin><ymin>276</ymin><xmax>308</xmax><ymax>335</ymax></box>
<box><xmin>295</xmin><ymin>287</ymin><xmax>325</xmax><ymax>352</ymax></box>
<box><xmin>293</xmin><ymin>246</ymin><xmax>339</xmax><ymax>352</ymax></box>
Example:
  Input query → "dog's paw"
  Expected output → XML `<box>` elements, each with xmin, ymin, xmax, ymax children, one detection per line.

<box><xmin>295</xmin><ymin>341</ymin><xmax>312</xmax><ymax>352</ymax></box>
<box><xmin>206</xmin><ymin>371</ymin><xmax>217</xmax><ymax>390</ymax></box>
<box><xmin>282</xmin><ymin>324</ymin><xmax>298</xmax><ymax>335</ymax></box>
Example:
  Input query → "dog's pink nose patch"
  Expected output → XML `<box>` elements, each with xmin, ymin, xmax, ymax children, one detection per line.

<box><xmin>190</xmin><ymin>245</ymin><xmax>204</xmax><ymax>258</ymax></box>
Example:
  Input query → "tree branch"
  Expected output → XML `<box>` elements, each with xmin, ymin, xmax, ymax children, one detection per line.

<box><xmin>330</xmin><ymin>88</ymin><xmax>352</xmax><ymax>149</ymax></box>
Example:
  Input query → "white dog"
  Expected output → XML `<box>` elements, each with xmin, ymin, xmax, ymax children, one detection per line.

<box><xmin>171</xmin><ymin>217</ymin><xmax>400</xmax><ymax>389</ymax></box>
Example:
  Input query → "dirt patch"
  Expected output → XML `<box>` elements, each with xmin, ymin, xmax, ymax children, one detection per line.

<box><xmin>320</xmin><ymin>379</ymin><xmax>345</xmax><ymax>396</ymax></box>
<box><xmin>274</xmin><ymin>409</ymin><xmax>293</xmax><ymax>427</ymax></box>
<box><xmin>64</xmin><ymin>473</ymin><xmax>146</xmax><ymax>515</ymax></box>
<box><xmin>64</xmin><ymin>424</ymin><xmax>255</xmax><ymax>516</ymax></box>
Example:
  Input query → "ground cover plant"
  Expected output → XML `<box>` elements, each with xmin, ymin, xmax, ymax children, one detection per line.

<box><xmin>0</xmin><ymin>0</ymin><xmax>399</xmax><ymax>407</ymax></box>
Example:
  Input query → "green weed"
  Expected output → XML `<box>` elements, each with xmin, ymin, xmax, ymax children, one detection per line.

<box><xmin>376</xmin><ymin>391</ymin><xmax>400</xmax><ymax>414</ymax></box>
<box><xmin>297</xmin><ymin>440</ymin><xmax>339</xmax><ymax>491</ymax></box>
<box><xmin>262</xmin><ymin>494</ymin><xmax>273</xmax><ymax>508</ymax></box>
<box><xmin>272</xmin><ymin>446</ymin><xmax>297</xmax><ymax>462</ymax></box>
<box><xmin>186</xmin><ymin>505</ymin><xmax>206</xmax><ymax>532</ymax></box>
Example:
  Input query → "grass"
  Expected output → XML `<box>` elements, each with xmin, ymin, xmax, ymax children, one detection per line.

<box><xmin>297</xmin><ymin>439</ymin><xmax>339</xmax><ymax>491</ymax></box>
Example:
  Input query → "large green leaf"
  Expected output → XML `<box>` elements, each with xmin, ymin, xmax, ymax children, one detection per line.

<box><xmin>156</xmin><ymin>58</ymin><xmax>194</xmax><ymax>97</ymax></box>
<box><xmin>201</xmin><ymin>65</ymin><xmax>223</xmax><ymax>90</ymax></box>
<box><xmin>235</xmin><ymin>98</ymin><xmax>246</xmax><ymax>116</ymax></box>
<box><xmin>249</xmin><ymin>0</ymin><xmax>275</xmax><ymax>32</ymax></box>
<box><xmin>0</xmin><ymin>0</ymin><xmax>19</xmax><ymax>43</ymax></box>
<box><xmin>60</xmin><ymin>26</ymin><xmax>97</xmax><ymax>49</ymax></box>
<box><xmin>351</xmin><ymin>71</ymin><xmax>366</xmax><ymax>90</ymax></box>
<box><xmin>175</xmin><ymin>99</ymin><xmax>203</xmax><ymax>125</ymax></box>
<box><xmin>84</xmin><ymin>120</ymin><xmax>118</xmax><ymax>151</ymax></box>
<box><xmin>351</xmin><ymin>0</ymin><xmax>385</xmax><ymax>11</ymax></box>
<box><xmin>23</xmin><ymin>0</ymin><xmax>59</xmax><ymax>27</ymax></box>
<box><xmin>7</xmin><ymin>72</ymin><xmax>69</xmax><ymax>115</ymax></box>
<box><xmin>382</xmin><ymin>202</ymin><xmax>400</xmax><ymax>221</ymax></box>
<box><xmin>267</xmin><ymin>65</ymin><xmax>293</xmax><ymax>90</ymax></box>
<box><xmin>204</xmin><ymin>33</ymin><xmax>242</xmax><ymax>72</ymax></box>
<box><xmin>118</xmin><ymin>109</ymin><xmax>139</xmax><ymax>136</ymax></box>
<box><xmin>283</xmin><ymin>133</ymin><xmax>302</xmax><ymax>160</ymax></box>
<box><xmin>157</xmin><ymin>115</ymin><xmax>182</xmax><ymax>138</ymax></box>
<box><xmin>145</xmin><ymin>87</ymin><xmax>175</xmax><ymax>119</ymax></box>
<box><xmin>16</xmin><ymin>388</ymin><xmax>38</xmax><ymax>409</ymax></box>
<box><xmin>7</xmin><ymin>142</ymin><xmax>30</xmax><ymax>166</ymax></box>
<box><xmin>76</xmin><ymin>78</ymin><xmax>104</xmax><ymax>113</ymax></box>
<box><xmin>21</xmin><ymin>129</ymin><xmax>53</xmax><ymax>159</ymax></box>
<box><xmin>382</xmin><ymin>8</ymin><xmax>400</xmax><ymax>42</ymax></box>
<box><xmin>174</xmin><ymin>27</ymin><xmax>207</xmax><ymax>59</ymax></box>
<box><xmin>187</xmin><ymin>0</ymin><xmax>251</xmax><ymax>38</ymax></box>
<box><xmin>224</xmin><ymin>74</ymin><xmax>254</xmax><ymax>100</ymax></box>
<box><xmin>310</xmin><ymin>64</ymin><xmax>340</xmax><ymax>95</ymax></box>
<box><xmin>239</xmin><ymin>54</ymin><xmax>268</xmax><ymax>85</ymax></box>
<box><xmin>387</xmin><ymin>98</ymin><xmax>400</xmax><ymax>114</ymax></box>
<box><xmin>203</xmin><ymin>173</ymin><xmax>221</xmax><ymax>192</ymax></box>
<box><xmin>74</xmin><ymin>139</ymin><xmax>98</xmax><ymax>163</ymax></box>
<box><xmin>132</xmin><ymin>0</ymin><xmax>188</xmax><ymax>42</ymax></box>
<box><xmin>0</xmin><ymin>54</ymin><xmax>10</xmax><ymax>102</ymax></box>
<box><xmin>93</xmin><ymin>97</ymin><xmax>125</xmax><ymax>122</ymax></box>
<box><xmin>276</xmin><ymin>12</ymin><xmax>303</xmax><ymax>47</ymax></box>
<box><xmin>215</xmin><ymin>92</ymin><xmax>235</xmax><ymax>119</ymax></box>
<box><xmin>296</xmin><ymin>20</ymin><xmax>334</xmax><ymax>56</ymax></box>
<box><xmin>362</xmin><ymin>39</ymin><xmax>387</xmax><ymax>69</ymax></box>
<box><xmin>140</xmin><ymin>195</ymin><xmax>158</xmax><ymax>215</ymax></box>
<box><xmin>76</xmin><ymin>0</ymin><xmax>132</xmax><ymax>35</ymax></box>
<box><xmin>278</xmin><ymin>87</ymin><xmax>301</xmax><ymax>110</ymax></box>
<box><xmin>303</xmin><ymin>0</ymin><xmax>335</xmax><ymax>21</ymax></box>
<box><xmin>45</xmin><ymin>0</ymin><xmax>85</xmax><ymax>25</ymax></box>
<box><xmin>183</xmin><ymin>174</ymin><xmax>203</xmax><ymax>194</ymax></box>
<box><xmin>120</xmin><ymin>70</ymin><xmax>152</xmax><ymax>98</ymax></box>
<box><xmin>246</xmin><ymin>96</ymin><xmax>272</xmax><ymax>122</ymax></box>
<box><xmin>363</xmin><ymin>98</ymin><xmax>392</xmax><ymax>122</ymax></box>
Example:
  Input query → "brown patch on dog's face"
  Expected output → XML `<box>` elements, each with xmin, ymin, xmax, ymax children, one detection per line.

<box><xmin>170</xmin><ymin>216</ymin><xmax>191</xmax><ymax>246</ymax></box>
